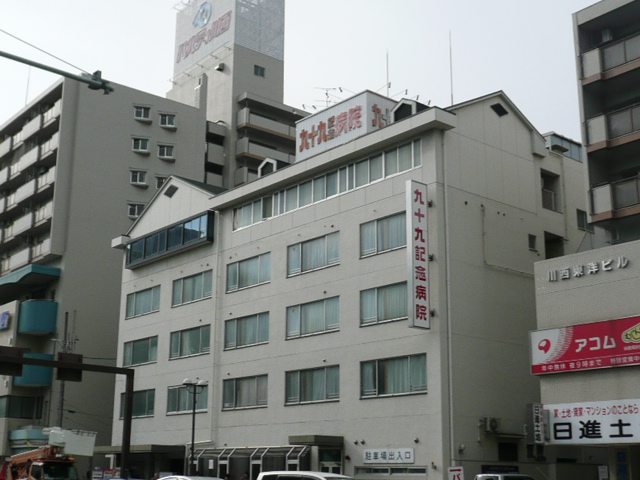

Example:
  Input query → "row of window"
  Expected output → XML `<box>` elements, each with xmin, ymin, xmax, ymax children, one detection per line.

<box><xmin>134</xmin><ymin>106</ymin><xmax>176</xmax><ymax>128</ymax></box>
<box><xmin>123</xmin><ymin>353</ymin><xmax>427</xmax><ymax>417</ymax></box>
<box><xmin>132</xmin><ymin>138</ymin><xmax>175</xmax><ymax>159</ymax></box>
<box><xmin>125</xmin><ymin>281</ymin><xmax>407</xmax><ymax>368</ymax></box>
<box><xmin>130</xmin><ymin>170</ymin><xmax>168</xmax><ymax>189</ymax></box>
<box><xmin>233</xmin><ymin>140</ymin><xmax>421</xmax><ymax>229</ymax></box>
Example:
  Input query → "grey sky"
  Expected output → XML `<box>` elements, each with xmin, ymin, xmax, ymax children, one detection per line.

<box><xmin>0</xmin><ymin>1</ymin><xmax>596</xmax><ymax>140</ymax></box>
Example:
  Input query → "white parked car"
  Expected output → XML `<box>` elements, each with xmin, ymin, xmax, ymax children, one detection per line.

<box><xmin>256</xmin><ymin>472</ymin><xmax>354</xmax><ymax>480</ymax></box>
<box><xmin>474</xmin><ymin>475</ymin><xmax>535</xmax><ymax>480</ymax></box>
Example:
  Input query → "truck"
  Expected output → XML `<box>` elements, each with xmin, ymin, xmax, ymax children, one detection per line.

<box><xmin>1</xmin><ymin>445</ymin><xmax>79</xmax><ymax>480</ymax></box>
<box><xmin>0</xmin><ymin>428</ymin><xmax>96</xmax><ymax>480</ymax></box>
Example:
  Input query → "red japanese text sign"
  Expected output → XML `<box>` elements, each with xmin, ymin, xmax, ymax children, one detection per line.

<box><xmin>530</xmin><ymin>315</ymin><xmax>640</xmax><ymax>374</ymax></box>
<box><xmin>407</xmin><ymin>180</ymin><xmax>430</xmax><ymax>329</ymax></box>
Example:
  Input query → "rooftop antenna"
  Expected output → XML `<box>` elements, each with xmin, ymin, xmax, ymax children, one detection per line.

<box><xmin>386</xmin><ymin>51</ymin><xmax>390</xmax><ymax>97</ymax></box>
<box><xmin>449</xmin><ymin>30</ymin><xmax>454</xmax><ymax>105</ymax></box>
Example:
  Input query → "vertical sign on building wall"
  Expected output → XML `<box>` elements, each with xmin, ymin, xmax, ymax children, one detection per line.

<box><xmin>407</xmin><ymin>180</ymin><xmax>430</xmax><ymax>329</ymax></box>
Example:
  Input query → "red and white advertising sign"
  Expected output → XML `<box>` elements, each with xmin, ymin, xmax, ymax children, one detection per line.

<box><xmin>448</xmin><ymin>466</ymin><xmax>464</xmax><ymax>480</ymax></box>
<box><xmin>407</xmin><ymin>180</ymin><xmax>430</xmax><ymax>329</ymax></box>
<box><xmin>545</xmin><ymin>398</ymin><xmax>640</xmax><ymax>445</ymax></box>
<box><xmin>530</xmin><ymin>315</ymin><xmax>640</xmax><ymax>374</ymax></box>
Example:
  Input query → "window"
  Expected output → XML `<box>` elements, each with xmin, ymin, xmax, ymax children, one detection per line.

<box><xmin>577</xmin><ymin>209</ymin><xmax>594</xmax><ymax>233</ymax></box>
<box><xmin>227</xmin><ymin>253</ymin><xmax>271</xmax><ymax>292</ymax></box>
<box><xmin>528</xmin><ymin>234</ymin><xmax>537</xmax><ymax>251</ymax></box>
<box><xmin>156</xmin><ymin>176</ymin><xmax>168</xmax><ymax>189</ymax></box>
<box><xmin>172</xmin><ymin>270</ymin><xmax>212</xmax><ymax>306</ymax></box>
<box><xmin>286</xmin><ymin>366</ymin><xmax>339</xmax><ymax>404</ymax></box>
<box><xmin>120</xmin><ymin>389</ymin><xmax>154</xmax><ymax>418</ymax></box>
<box><xmin>170</xmin><ymin>325</ymin><xmax>210</xmax><ymax>358</ymax></box>
<box><xmin>126</xmin><ymin>212</ymin><xmax>212</xmax><ymax>268</ymax></box>
<box><xmin>288</xmin><ymin>232</ymin><xmax>339</xmax><ymax>276</ymax></box>
<box><xmin>130</xmin><ymin>170</ymin><xmax>147</xmax><ymax>186</ymax></box>
<box><xmin>167</xmin><ymin>385</ymin><xmax>208</xmax><ymax>413</ymax></box>
<box><xmin>132</xmin><ymin>137</ymin><xmax>149</xmax><ymax>152</ymax></box>
<box><xmin>0</xmin><ymin>396</ymin><xmax>42</xmax><ymax>419</ymax></box>
<box><xmin>159</xmin><ymin>113</ymin><xmax>176</xmax><ymax>128</ymax></box>
<box><xmin>158</xmin><ymin>144</ymin><xmax>174</xmax><ymax>159</ymax></box>
<box><xmin>123</xmin><ymin>336</ymin><xmax>157</xmax><ymax>366</ymax></box>
<box><xmin>360</xmin><ymin>213</ymin><xmax>406</xmax><ymax>256</ymax></box>
<box><xmin>223</xmin><ymin>375</ymin><xmax>267</xmax><ymax>409</ymax></box>
<box><xmin>287</xmin><ymin>297</ymin><xmax>339</xmax><ymax>338</ymax></box>
<box><xmin>541</xmin><ymin>170</ymin><xmax>561</xmax><ymax>212</ymax></box>
<box><xmin>134</xmin><ymin>106</ymin><xmax>150</xmax><ymax>120</ymax></box>
<box><xmin>361</xmin><ymin>354</ymin><xmax>426</xmax><ymax>397</ymax></box>
<box><xmin>225</xmin><ymin>312</ymin><xmax>269</xmax><ymax>349</ymax></box>
<box><xmin>231</xmin><ymin>140</ymin><xmax>421</xmax><ymax>230</ymax></box>
<box><xmin>127</xmin><ymin>202</ymin><xmax>145</xmax><ymax>218</ymax></box>
<box><xmin>126</xmin><ymin>286</ymin><xmax>160</xmax><ymax>318</ymax></box>
<box><xmin>360</xmin><ymin>282</ymin><xmax>408</xmax><ymax>325</ymax></box>
<box><xmin>254</xmin><ymin>65</ymin><xmax>266</xmax><ymax>77</ymax></box>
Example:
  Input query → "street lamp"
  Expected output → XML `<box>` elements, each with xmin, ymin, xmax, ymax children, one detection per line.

<box><xmin>183</xmin><ymin>377</ymin><xmax>208</xmax><ymax>475</ymax></box>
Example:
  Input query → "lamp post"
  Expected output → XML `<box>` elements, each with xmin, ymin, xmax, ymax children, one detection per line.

<box><xmin>183</xmin><ymin>377</ymin><xmax>208</xmax><ymax>475</ymax></box>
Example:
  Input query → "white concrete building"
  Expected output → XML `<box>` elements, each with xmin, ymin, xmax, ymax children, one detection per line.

<box><xmin>111</xmin><ymin>90</ymin><xmax>592</xmax><ymax>480</ymax></box>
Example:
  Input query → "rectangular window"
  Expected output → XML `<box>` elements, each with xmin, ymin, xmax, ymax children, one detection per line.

<box><xmin>120</xmin><ymin>389</ymin><xmax>154</xmax><ymax>418</ymax></box>
<box><xmin>159</xmin><ymin>113</ymin><xmax>176</xmax><ymax>127</ymax></box>
<box><xmin>158</xmin><ymin>145</ymin><xmax>174</xmax><ymax>159</ymax></box>
<box><xmin>132</xmin><ymin>138</ymin><xmax>149</xmax><ymax>152</ymax></box>
<box><xmin>360</xmin><ymin>282</ymin><xmax>408</xmax><ymax>325</ymax></box>
<box><xmin>126</xmin><ymin>285</ymin><xmax>160</xmax><ymax>318</ymax></box>
<box><xmin>528</xmin><ymin>234</ymin><xmax>537</xmax><ymax>252</ymax></box>
<box><xmin>172</xmin><ymin>270</ymin><xmax>213</xmax><ymax>306</ymax></box>
<box><xmin>254</xmin><ymin>65</ymin><xmax>266</xmax><ymax>77</ymax></box>
<box><xmin>361</xmin><ymin>354</ymin><xmax>426</xmax><ymax>397</ymax></box>
<box><xmin>577</xmin><ymin>209</ymin><xmax>594</xmax><ymax>233</ymax></box>
<box><xmin>223</xmin><ymin>375</ymin><xmax>267</xmax><ymax>409</ymax></box>
<box><xmin>130</xmin><ymin>170</ymin><xmax>147</xmax><ymax>185</ymax></box>
<box><xmin>123</xmin><ymin>336</ymin><xmax>158</xmax><ymax>366</ymax></box>
<box><xmin>127</xmin><ymin>202</ymin><xmax>145</xmax><ymax>218</ymax></box>
<box><xmin>287</xmin><ymin>232</ymin><xmax>339</xmax><ymax>276</ymax></box>
<box><xmin>360</xmin><ymin>213</ymin><xmax>406</xmax><ymax>256</ymax></box>
<box><xmin>170</xmin><ymin>325</ymin><xmax>210</xmax><ymax>358</ymax></box>
<box><xmin>156</xmin><ymin>176</ymin><xmax>168</xmax><ymax>189</ymax></box>
<box><xmin>0</xmin><ymin>396</ymin><xmax>42</xmax><ymax>419</ymax></box>
<box><xmin>227</xmin><ymin>253</ymin><xmax>271</xmax><ymax>292</ymax></box>
<box><xmin>134</xmin><ymin>106</ymin><xmax>150</xmax><ymax>120</ymax></box>
<box><xmin>287</xmin><ymin>297</ymin><xmax>339</xmax><ymax>338</ymax></box>
<box><xmin>167</xmin><ymin>385</ymin><xmax>208</xmax><ymax>413</ymax></box>
<box><xmin>225</xmin><ymin>312</ymin><xmax>269</xmax><ymax>349</ymax></box>
<box><xmin>286</xmin><ymin>366</ymin><xmax>339</xmax><ymax>404</ymax></box>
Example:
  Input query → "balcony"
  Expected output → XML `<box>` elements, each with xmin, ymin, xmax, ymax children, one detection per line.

<box><xmin>21</xmin><ymin>116</ymin><xmax>42</xmax><ymax>141</ymax></box>
<box><xmin>19</xmin><ymin>145</ymin><xmax>40</xmax><ymax>172</ymax></box>
<box><xmin>40</xmin><ymin>133</ymin><xmax>59</xmax><ymax>160</ymax></box>
<box><xmin>18</xmin><ymin>299</ymin><xmax>57</xmax><ymax>335</ymax></box>
<box><xmin>236</xmin><ymin>108</ymin><xmax>296</xmax><ymax>139</ymax></box>
<box><xmin>591</xmin><ymin>176</ymin><xmax>640</xmax><ymax>221</ymax></box>
<box><xmin>582</xmin><ymin>31</ymin><xmax>640</xmax><ymax>82</ymax></box>
<box><xmin>9</xmin><ymin>246</ymin><xmax>31</xmax><ymax>270</ymax></box>
<box><xmin>542</xmin><ymin>189</ymin><xmax>559</xmax><ymax>212</ymax></box>
<box><xmin>587</xmin><ymin>103</ymin><xmax>640</xmax><ymax>150</ymax></box>
<box><xmin>13</xmin><ymin>353</ymin><xmax>53</xmax><ymax>387</ymax></box>
<box><xmin>235</xmin><ymin>137</ymin><xmax>294</xmax><ymax>165</ymax></box>
<box><xmin>36</xmin><ymin>167</ymin><xmax>56</xmax><ymax>191</ymax></box>
<box><xmin>12</xmin><ymin>212</ymin><xmax>34</xmax><ymax>237</ymax></box>
<box><xmin>34</xmin><ymin>202</ymin><xmax>53</xmax><ymax>225</ymax></box>
<box><xmin>15</xmin><ymin>179</ymin><xmax>36</xmax><ymax>205</ymax></box>
<box><xmin>42</xmin><ymin>100</ymin><xmax>61</xmax><ymax>126</ymax></box>
<box><xmin>0</xmin><ymin>137</ymin><xmax>12</xmax><ymax>158</ymax></box>
<box><xmin>31</xmin><ymin>238</ymin><xmax>52</xmax><ymax>260</ymax></box>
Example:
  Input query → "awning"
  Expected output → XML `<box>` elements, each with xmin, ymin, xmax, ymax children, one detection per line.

<box><xmin>0</xmin><ymin>264</ymin><xmax>60</xmax><ymax>302</ymax></box>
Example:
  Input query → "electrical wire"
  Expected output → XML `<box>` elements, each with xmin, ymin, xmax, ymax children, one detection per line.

<box><xmin>0</xmin><ymin>27</ymin><xmax>90</xmax><ymax>75</ymax></box>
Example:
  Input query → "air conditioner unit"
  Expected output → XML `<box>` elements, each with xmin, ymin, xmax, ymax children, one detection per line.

<box><xmin>482</xmin><ymin>417</ymin><xmax>500</xmax><ymax>433</ymax></box>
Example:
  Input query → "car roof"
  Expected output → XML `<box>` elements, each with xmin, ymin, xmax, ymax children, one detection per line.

<box><xmin>260</xmin><ymin>473</ymin><xmax>353</xmax><ymax>479</ymax></box>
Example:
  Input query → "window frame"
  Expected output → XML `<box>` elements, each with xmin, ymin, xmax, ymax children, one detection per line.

<box><xmin>254</xmin><ymin>65</ymin><xmax>266</xmax><ymax>77</ymax></box>
<box><xmin>287</xmin><ymin>232</ymin><xmax>340</xmax><ymax>276</ymax></box>
<box><xmin>285</xmin><ymin>365</ymin><xmax>339</xmax><ymax>405</ymax></box>
<box><xmin>360</xmin><ymin>213</ymin><xmax>407</xmax><ymax>257</ymax></box>
<box><xmin>360</xmin><ymin>354</ymin><xmax>427</xmax><ymax>398</ymax></box>
<box><xmin>226</xmin><ymin>252</ymin><xmax>271</xmax><ymax>292</ymax></box>
<box><xmin>159</xmin><ymin>113</ymin><xmax>176</xmax><ymax>128</ymax></box>
<box><xmin>172</xmin><ymin>270</ymin><xmax>213</xmax><ymax>306</ymax></box>
<box><xmin>224</xmin><ymin>312</ymin><xmax>269</xmax><ymax>349</ymax></box>
<box><xmin>127</xmin><ymin>202</ymin><xmax>146</xmax><ymax>218</ymax></box>
<box><xmin>130</xmin><ymin>170</ymin><xmax>148</xmax><ymax>186</ymax></box>
<box><xmin>167</xmin><ymin>384</ymin><xmax>208</xmax><ymax>414</ymax></box>
<box><xmin>222</xmin><ymin>374</ymin><xmax>268</xmax><ymax>410</ymax></box>
<box><xmin>120</xmin><ymin>389</ymin><xmax>155</xmax><ymax>418</ymax></box>
<box><xmin>169</xmin><ymin>325</ymin><xmax>211</xmax><ymax>359</ymax></box>
<box><xmin>123</xmin><ymin>336</ymin><xmax>158</xmax><ymax>366</ymax></box>
<box><xmin>125</xmin><ymin>285</ymin><xmax>160</xmax><ymax>318</ymax></box>
<box><xmin>286</xmin><ymin>297</ymin><xmax>339</xmax><ymax>339</ymax></box>
<box><xmin>132</xmin><ymin>137</ymin><xmax>149</xmax><ymax>153</ymax></box>
<box><xmin>134</xmin><ymin>106</ymin><xmax>151</xmax><ymax>121</ymax></box>
<box><xmin>360</xmin><ymin>282</ymin><xmax>408</xmax><ymax>325</ymax></box>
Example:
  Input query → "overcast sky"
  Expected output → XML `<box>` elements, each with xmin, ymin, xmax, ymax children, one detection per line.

<box><xmin>0</xmin><ymin>0</ymin><xmax>597</xmax><ymax>140</ymax></box>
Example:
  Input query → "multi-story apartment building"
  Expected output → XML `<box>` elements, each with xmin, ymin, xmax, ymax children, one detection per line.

<box><xmin>532</xmin><ymin>2</ymin><xmax>640</xmax><ymax>480</ymax></box>
<box><xmin>0</xmin><ymin>77</ymin><xmax>208</xmax><ymax>454</ymax></box>
<box><xmin>109</xmin><ymin>90</ymin><xmax>592</xmax><ymax>480</ymax></box>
